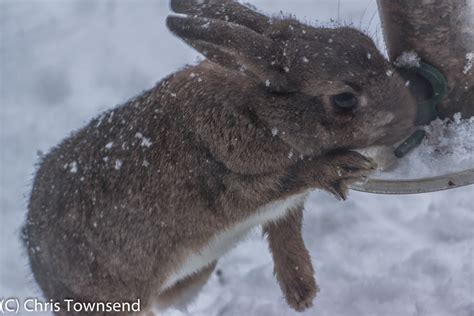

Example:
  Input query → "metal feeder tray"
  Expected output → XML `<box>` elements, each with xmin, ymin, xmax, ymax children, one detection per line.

<box><xmin>351</xmin><ymin>61</ymin><xmax>474</xmax><ymax>194</ymax></box>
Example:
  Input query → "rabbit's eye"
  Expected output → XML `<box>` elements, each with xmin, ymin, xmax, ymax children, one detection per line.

<box><xmin>332</xmin><ymin>93</ymin><xmax>358</xmax><ymax>111</ymax></box>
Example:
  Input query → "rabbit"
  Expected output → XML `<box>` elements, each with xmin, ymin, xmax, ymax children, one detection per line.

<box><xmin>22</xmin><ymin>0</ymin><xmax>416</xmax><ymax>314</ymax></box>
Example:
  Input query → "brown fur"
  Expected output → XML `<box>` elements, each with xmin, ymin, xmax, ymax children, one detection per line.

<box><xmin>23</xmin><ymin>0</ymin><xmax>416</xmax><ymax>314</ymax></box>
<box><xmin>263</xmin><ymin>205</ymin><xmax>317</xmax><ymax>311</ymax></box>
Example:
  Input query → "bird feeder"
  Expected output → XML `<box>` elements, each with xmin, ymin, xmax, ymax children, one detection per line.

<box><xmin>351</xmin><ymin>0</ymin><xmax>474</xmax><ymax>194</ymax></box>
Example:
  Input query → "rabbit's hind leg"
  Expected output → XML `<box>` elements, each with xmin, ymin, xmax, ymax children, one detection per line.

<box><xmin>154</xmin><ymin>261</ymin><xmax>217</xmax><ymax>311</ymax></box>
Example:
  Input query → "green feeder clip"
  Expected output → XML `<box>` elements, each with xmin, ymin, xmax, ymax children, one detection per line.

<box><xmin>394</xmin><ymin>61</ymin><xmax>448</xmax><ymax>158</ymax></box>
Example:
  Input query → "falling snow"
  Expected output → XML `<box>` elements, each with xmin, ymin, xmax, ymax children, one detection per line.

<box><xmin>141</xmin><ymin>137</ymin><xmax>152</xmax><ymax>148</ymax></box>
<box><xmin>2</xmin><ymin>2</ymin><xmax>473</xmax><ymax>316</ymax></box>
<box><xmin>69</xmin><ymin>161</ymin><xmax>78</xmax><ymax>173</ymax></box>
<box><xmin>135</xmin><ymin>132</ymin><xmax>152</xmax><ymax>147</ymax></box>
<box><xmin>463</xmin><ymin>52</ymin><xmax>473</xmax><ymax>74</ymax></box>
<box><xmin>115</xmin><ymin>159</ymin><xmax>123</xmax><ymax>170</ymax></box>
<box><xmin>394</xmin><ymin>51</ymin><xmax>421</xmax><ymax>68</ymax></box>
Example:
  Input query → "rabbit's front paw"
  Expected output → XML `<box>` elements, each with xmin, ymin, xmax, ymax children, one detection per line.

<box><xmin>281</xmin><ymin>273</ymin><xmax>318</xmax><ymax>312</ymax></box>
<box><xmin>322</xmin><ymin>151</ymin><xmax>377</xmax><ymax>200</ymax></box>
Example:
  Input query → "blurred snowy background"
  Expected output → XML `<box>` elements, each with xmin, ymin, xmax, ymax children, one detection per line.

<box><xmin>0</xmin><ymin>1</ymin><xmax>472</xmax><ymax>315</ymax></box>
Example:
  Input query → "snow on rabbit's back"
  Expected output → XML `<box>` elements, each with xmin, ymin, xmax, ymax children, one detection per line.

<box><xmin>23</xmin><ymin>0</ymin><xmax>415</xmax><ymax>314</ymax></box>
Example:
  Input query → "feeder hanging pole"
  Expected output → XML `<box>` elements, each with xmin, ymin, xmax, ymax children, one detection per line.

<box><xmin>377</xmin><ymin>0</ymin><xmax>474</xmax><ymax>118</ymax></box>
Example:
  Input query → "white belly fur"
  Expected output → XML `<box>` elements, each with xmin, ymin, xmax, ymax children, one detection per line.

<box><xmin>160</xmin><ymin>192</ymin><xmax>309</xmax><ymax>291</ymax></box>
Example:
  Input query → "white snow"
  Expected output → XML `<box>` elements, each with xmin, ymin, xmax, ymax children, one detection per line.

<box><xmin>371</xmin><ymin>113</ymin><xmax>474</xmax><ymax>179</ymax></box>
<box><xmin>105</xmin><ymin>141</ymin><xmax>114</xmax><ymax>149</ymax></box>
<box><xmin>1</xmin><ymin>2</ymin><xmax>473</xmax><ymax>316</ymax></box>
<box><xmin>463</xmin><ymin>52</ymin><xmax>474</xmax><ymax>75</ymax></box>
<box><xmin>115</xmin><ymin>159</ymin><xmax>123</xmax><ymax>170</ymax></box>
<box><xmin>108</xmin><ymin>111</ymin><xmax>115</xmax><ymax>123</ymax></box>
<box><xmin>135</xmin><ymin>132</ymin><xmax>152</xmax><ymax>147</ymax></box>
<box><xmin>394</xmin><ymin>51</ymin><xmax>421</xmax><ymax>68</ymax></box>
<box><xmin>141</xmin><ymin>137</ymin><xmax>152</xmax><ymax>148</ymax></box>
<box><xmin>69</xmin><ymin>161</ymin><xmax>78</xmax><ymax>174</ymax></box>
<box><xmin>288</xmin><ymin>150</ymin><xmax>294</xmax><ymax>159</ymax></box>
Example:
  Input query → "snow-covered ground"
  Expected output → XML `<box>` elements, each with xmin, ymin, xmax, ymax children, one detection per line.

<box><xmin>0</xmin><ymin>1</ymin><xmax>472</xmax><ymax>316</ymax></box>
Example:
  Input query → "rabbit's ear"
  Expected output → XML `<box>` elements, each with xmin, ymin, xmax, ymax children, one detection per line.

<box><xmin>167</xmin><ymin>15</ymin><xmax>295</xmax><ymax>92</ymax></box>
<box><xmin>170</xmin><ymin>0</ymin><xmax>270</xmax><ymax>34</ymax></box>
